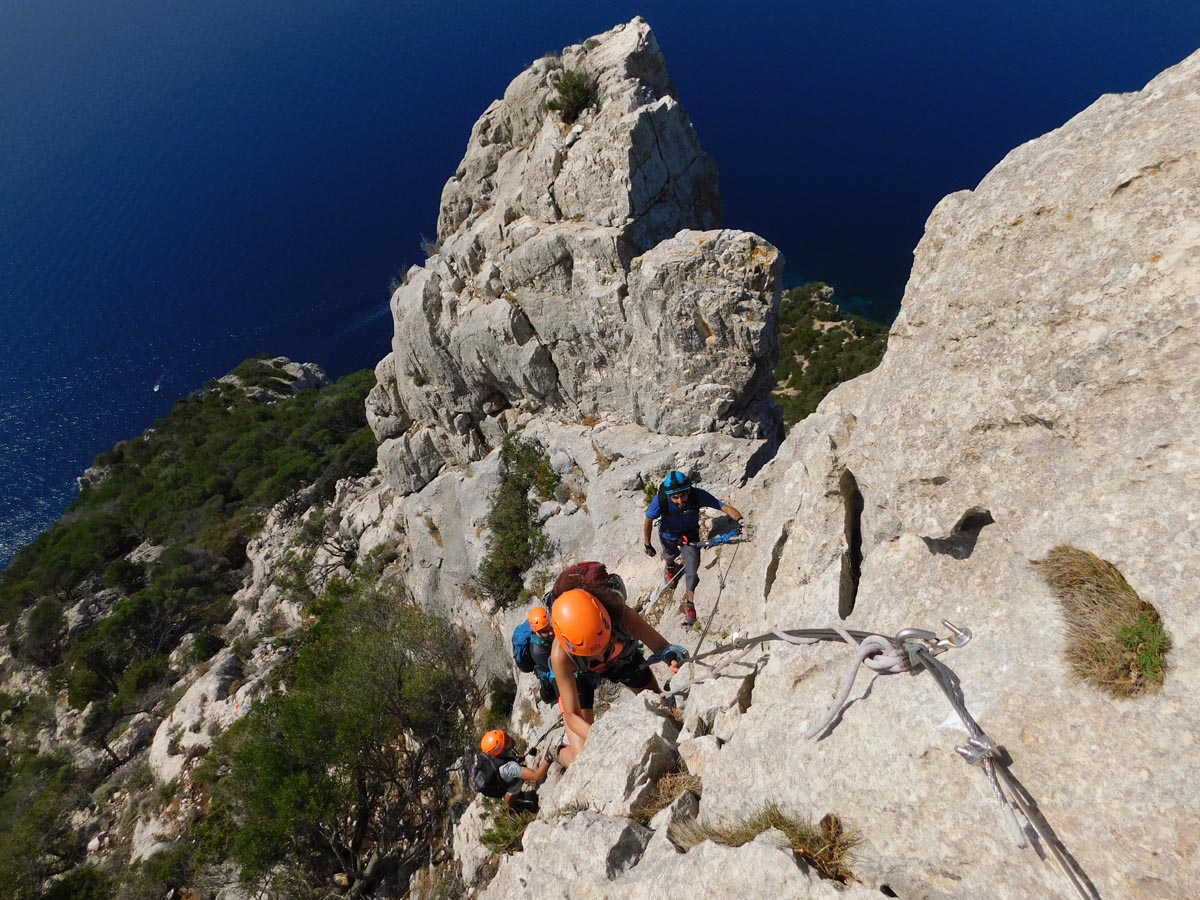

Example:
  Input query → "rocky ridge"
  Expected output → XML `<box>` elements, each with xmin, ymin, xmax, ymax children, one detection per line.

<box><xmin>5</xmin><ymin>18</ymin><xmax>1197</xmax><ymax>900</ymax></box>
<box><xmin>399</xmin><ymin>27</ymin><xmax>1199</xmax><ymax>900</ymax></box>
<box><xmin>366</xmin><ymin>18</ymin><xmax>782</xmax><ymax>496</ymax></box>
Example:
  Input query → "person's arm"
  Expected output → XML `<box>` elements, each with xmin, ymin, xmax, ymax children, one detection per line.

<box><xmin>622</xmin><ymin>606</ymin><xmax>682</xmax><ymax>674</ymax></box>
<box><xmin>721</xmin><ymin>503</ymin><xmax>742</xmax><ymax>522</ymax></box>
<box><xmin>551</xmin><ymin>642</ymin><xmax>592</xmax><ymax>740</ymax></box>
<box><xmin>642</xmin><ymin>499</ymin><xmax>659</xmax><ymax>554</ymax></box>
<box><xmin>521</xmin><ymin>757</ymin><xmax>551</xmax><ymax>782</ymax></box>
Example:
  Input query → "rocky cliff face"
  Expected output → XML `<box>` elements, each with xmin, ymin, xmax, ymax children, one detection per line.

<box><xmin>16</xmin><ymin>19</ymin><xmax>1195</xmax><ymax>900</ymax></box>
<box><xmin>366</xmin><ymin>18</ymin><xmax>782</xmax><ymax>496</ymax></box>
<box><xmin>422</xmin><ymin>32</ymin><xmax>1200</xmax><ymax>900</ymax></box>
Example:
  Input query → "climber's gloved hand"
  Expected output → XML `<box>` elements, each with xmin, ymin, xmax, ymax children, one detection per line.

<box><xmin>643</xmin><ymin>543</ymin><xmax>657</xmax><ymax>558</ymax></box>
<box><xmin>659</xmin><ymin>644</ymin><xmax>689</xmax><ymax>666</ymax></box>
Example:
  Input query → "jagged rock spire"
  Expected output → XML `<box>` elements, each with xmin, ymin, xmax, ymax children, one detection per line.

<box><xmin>366</xmin><ymin>18</ymin><xmax>782</xmax><ymax>495</ymax></box>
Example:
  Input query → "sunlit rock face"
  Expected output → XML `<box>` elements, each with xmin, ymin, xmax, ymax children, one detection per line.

<box><xmin>367</xmin><ymin>18</ymin><xmax>782</xmax><ymax>496</ymax></box>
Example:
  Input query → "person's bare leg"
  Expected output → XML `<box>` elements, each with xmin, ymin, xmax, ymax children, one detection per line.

<box><xmin>556</xmin><ymin>709</ymin><xmax>594</xmax><ymax>767</ymax></box>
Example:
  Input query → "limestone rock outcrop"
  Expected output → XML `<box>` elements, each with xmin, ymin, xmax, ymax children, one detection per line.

<box><xmin>429</xmin><ymin>38</ymin><xmax>1200</xmax><ymax>900</ymax></box>
<box><xmin>367</xmin><ymin>18</ymin><xmax>782</xmax><ymax>495</ymax></box>
<box><xmin>691</xmin><ymin>46</ymin><xmax>1200</xmax><ymax>900</ymax></box>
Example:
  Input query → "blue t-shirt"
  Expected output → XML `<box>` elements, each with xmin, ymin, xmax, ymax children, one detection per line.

<box><xmin>645</xmin><ymin>487</ymin><xmax>724</xmax><ymax>540</ymax></box>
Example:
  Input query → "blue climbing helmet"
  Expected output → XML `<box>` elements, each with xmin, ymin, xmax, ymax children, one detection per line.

<box><xmin>662</xmin><ymin>470</ymin><xmax>691</xmax><ymax>495</ymax></box>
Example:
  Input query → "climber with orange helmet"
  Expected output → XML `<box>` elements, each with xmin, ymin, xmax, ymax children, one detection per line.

<box><xmin>525</xmin><ymin>604</ymin><xmax>600</xmax><ymax>706</ymax></box>
<box><xmin>472</xmin><ymin>728</ymin><xmax>552</xmax><ymax>812</ymax></box>
<box><xmin>546</xmin><ymin>562</ymin><xmax>688</xmax><ymax>767</ymax></box>
<box><xmin>643</xmin><ymin>470</ymin><xmax>743</xmax><ymax>626</ymax></box>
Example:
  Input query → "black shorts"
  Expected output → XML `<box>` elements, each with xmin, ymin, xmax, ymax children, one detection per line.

<box><xmin>554</xmin><ymin>671</ymin><xmax>598</xmax><ymax>710</ymax></box>
<box><xmin>596</xmin><ymin>648</ymin><xmax>653</xmax><ymax>691</ymax></box>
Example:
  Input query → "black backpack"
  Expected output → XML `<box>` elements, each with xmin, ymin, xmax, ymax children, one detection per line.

<box><xmin>465</xmin><ymin>751</ymin><xmax>511</xmax><ymax>799</ymax></box>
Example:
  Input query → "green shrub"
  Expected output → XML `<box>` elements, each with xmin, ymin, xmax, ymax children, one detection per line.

<box><xmin>480</xmin><ymin>801</ymin><xmax>536</xmax><ymax>855</ymax></box>
<box><xmin>483</xmin><ymin>679</ymin><xmax>516</xmax><ymax>731</ymax></box>
<box><xmin>190</xmin><ymin>630</ymin><xmax>226</xmax><ymax>664</ymax></box>
<box><xmin>22</xmin><ymin>596</ymin><xmax>65</xmax><ymax>666</ymax></box>
<box><xmin>477</xmin><ymin>439</ymin><xmax>555</xmax><ymax>607</ymax></box>
<box><xmin>103</xmin><ymin>557</ymin><xmax>145</xmax><ymax>593</ymax></box>
<box><xmin>546</xmin><ymin>69</ymin><xmax>598</xmax><ymax>124</ymax></box>
<box><xmin>0</xmin><ymin>754</ymin><xmax>88</xmax><ymax>897</ymax></box>
<box><xmin>223</xmin><ymin>572</ymin><xmax>477</xmax><ymax>889</ymax></box>
<box><xmin>40</xmin><ymin>864</ymin><xmax>112</xmax><ymax>900</ymax></box>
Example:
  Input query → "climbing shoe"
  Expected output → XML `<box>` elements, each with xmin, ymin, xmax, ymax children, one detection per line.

<box><xmin>664</xmin><ymin>560</ymin><xmax>682</xmax><ymax>585</ymax></box>
<box><xmin>681</xmin><ymin>601</ymin><xmax>698</xmax><ymax>627</ymax></box>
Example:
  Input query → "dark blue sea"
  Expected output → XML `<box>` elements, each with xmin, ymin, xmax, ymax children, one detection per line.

<box><xmin>3</xmin><ymin>0</ymin><xmax>1198</xmax><ymax>567</ymax></box>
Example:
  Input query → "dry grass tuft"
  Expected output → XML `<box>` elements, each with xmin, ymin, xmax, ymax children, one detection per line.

<box><xmin>1036</xmin><ymin>544</ymin><xmax>1170</xmax><ymax>697</ymax></box>
<box><xmin>423</xmin><ymin>515</ymin><xmax>443</xmax><ymax>547</ymax></box>
<box><xmin>630</xmin><ymin>770</ymin><xmax>702</xmax><ymax>824</ymax></box>
<box><xmin>668</xmin><ymin>805</ymin><xmax>858</xmax><ymax>882</ymax></box>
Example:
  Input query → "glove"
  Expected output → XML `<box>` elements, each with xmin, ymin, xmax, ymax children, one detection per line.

<box><xmin>643</xmin><ymin>543</ymin><xmax>657</xmax><ymax>557</ymax></box>
<box><xmin>659</xmin><ymin>643</ymin><xmax>689</xmax><ymax>666</ymax></box>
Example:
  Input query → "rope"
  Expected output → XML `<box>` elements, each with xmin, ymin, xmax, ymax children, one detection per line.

<box><xmin>804</xmin><ymin>626</ymin><xmax>908</xmax><ymax>739</ymax></box>
<box><xmin>909</xmin><ymin>645</ymin><xmax>1096</xmax><ymax>900</ymax></box>
<box><xmin>653</xmin><ymin>619</ymin><xmax>1094</xmax><ymax>900</ymax></box>
<box><xmin>659</xmin><ymin>626</ymin><xmax>887</xmax><ymax>700</ymax></box>
<box><xmin>686</xmin><ymin>534</ymin><xmax>742</xmax><ymax>678</ymax></box>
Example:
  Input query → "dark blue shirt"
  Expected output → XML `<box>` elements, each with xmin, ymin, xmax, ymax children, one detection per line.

<box><xmin>645</xmin><ymin>488</ymin><xmax>725</xmax><ymax>540</ymax></box>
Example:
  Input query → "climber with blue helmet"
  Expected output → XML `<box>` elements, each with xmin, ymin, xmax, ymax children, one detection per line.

<box><xmin>643</xmin><ymin>470</ymin><xmax>743</xmax><ymax>626</ymax></box>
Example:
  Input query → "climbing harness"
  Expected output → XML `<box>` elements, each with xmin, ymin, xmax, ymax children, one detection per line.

<box><xmin>658</xmin><ymin>620</ymin><xmax>1094</xmax><ymax>900</ymax></box>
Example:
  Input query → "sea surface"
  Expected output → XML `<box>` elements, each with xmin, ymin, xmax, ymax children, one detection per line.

<box><xmin>3</xmin><ymin>0</ymin><xmax>1198</xmax><ymax>568</ymax></box>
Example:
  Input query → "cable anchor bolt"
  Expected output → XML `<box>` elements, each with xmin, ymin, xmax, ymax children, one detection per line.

<box><xmin>937</xmin><ymin>620</ymin><xmax>972</xmax><ymax>651</ymax></box>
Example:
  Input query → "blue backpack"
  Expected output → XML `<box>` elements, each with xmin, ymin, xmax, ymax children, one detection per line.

<box><xmin>511</xmin><ymin>621</ymin><xmax>537</xmax><ymax>673</ymax></box>
<box><xmin>512</xmin><ymin>591</ymin><xmax>557</xmax><ymax>673</ymax></box>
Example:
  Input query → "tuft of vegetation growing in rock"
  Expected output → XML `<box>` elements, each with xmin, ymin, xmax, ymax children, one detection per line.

<box><xmin>642</xmin><ymin>479</ymin><xmax>658</xmax><ymax>508</ymax></box>
<box><xmin>630</xmin><ymin>768</ymin><xmax>701</xmax><ymax>824</ymax></box>
<box><xmin>1035</xmin><ymin>545</ymin><xmax>1171</xmax><ymax>696</ymax></box>
<box><xmin>479</xmin><ymin>800</ymin><xmax>537</xmax><ymax>855</ymax></box>
<box><xmin>667</xmin><ymin>805</ymin><xmax>859</xmax><ymax>882</ymax></box>
<box><xmin>546</xmin><ymin>69</ymin><xmax>598</xmax><ymax>124</ymax></box>
<box><xmin>477</xmin><ymin>438</ymin><xmax>558</xmax><ymax>608</ymax></box>
<box><xmin>773</xmin><ymin>283</ymin><xmax>888</xmax><ymax>428</ymax></box>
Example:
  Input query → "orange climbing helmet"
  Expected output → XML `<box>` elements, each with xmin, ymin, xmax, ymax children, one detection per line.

<box><xmin>480</xmin><ymin>729</ymin><xmax>509</xmax><ymax>757</ymax></box>
<box><xmin>552</xmin><ymin>589</ymin><xmax>612</xmax><ymax>657</ymax></box>
<box><xmin>528</xmin><ymin>606</ymin><xmax>551</xmax><ymax>634</ymax></box>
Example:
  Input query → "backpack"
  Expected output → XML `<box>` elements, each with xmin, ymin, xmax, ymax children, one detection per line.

<box><xmin>656</xmin><ymin>487</ymin><xmax>700</xmax><ymax>518</ymax></box>
<box><xmin>465</xmin><ymin>751</ymin><xmax>510</xmax><ymax>799</ymax></box>
<box><xmin>512</xmin><ymin>589</ymin><xmax>558</xmax><ymax>673</ymax></box>
<box><xmin>511</xmin><ymin>621</ymin><xmax>537</xmax><ymax>673</ymax></box>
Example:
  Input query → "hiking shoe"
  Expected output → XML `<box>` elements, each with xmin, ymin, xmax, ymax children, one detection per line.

<box><xmin>545</xmin><ymin>735</ymin><xmax>568</xmax><ymax>766</ymax></box>
<box><xmin>664</xmin><ymin>561</ymin><xmax>682</xmax><ymax>585</ymax></box>
<box><xmin>681</xmin><ymin>602</ymin><xmax>698</xmax><ymax>627</ymax></box>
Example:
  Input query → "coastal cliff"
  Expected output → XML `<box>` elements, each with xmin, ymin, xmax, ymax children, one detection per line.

<box><xmin>1</xmin><ymin>16</ymin><xmax>1197</xmax><ymax>900</ymax></box>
